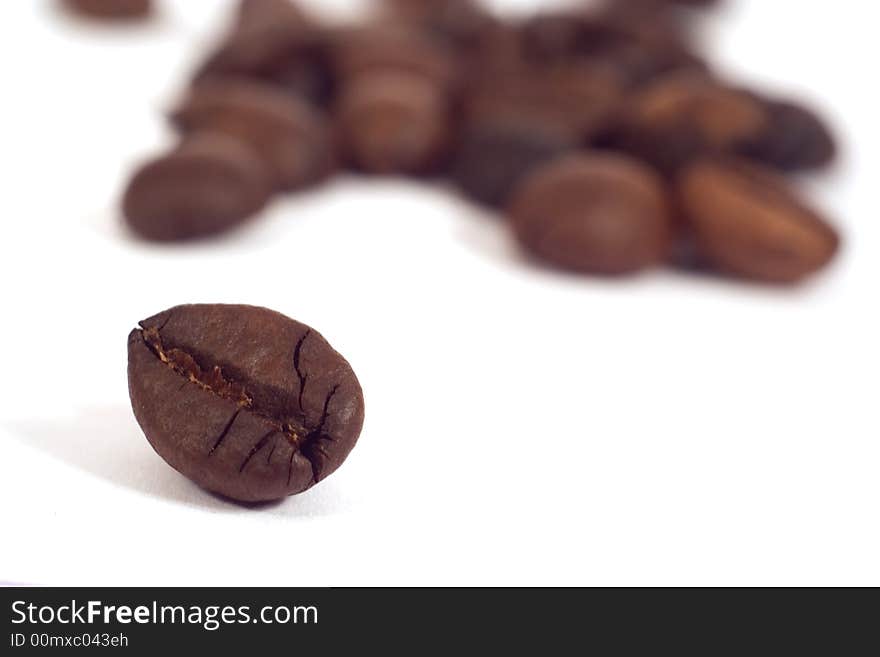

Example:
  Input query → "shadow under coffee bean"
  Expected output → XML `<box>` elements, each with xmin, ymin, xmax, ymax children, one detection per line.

<box><xmin>127</xmin><ymin>304</ymin><xmax>365</xmax><ymax>503</ymax></box>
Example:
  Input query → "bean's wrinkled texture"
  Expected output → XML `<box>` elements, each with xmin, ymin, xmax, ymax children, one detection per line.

<box><xmin>128</xmin><ymin>304</ymin><xmax>365</xmax><ymax>503</ymax></box>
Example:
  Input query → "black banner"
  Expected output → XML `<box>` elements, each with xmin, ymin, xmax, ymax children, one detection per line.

<box><xmin>1</xmin><ymin>588</ymin><xmax>876</xmax><ymax>652</ymax></box>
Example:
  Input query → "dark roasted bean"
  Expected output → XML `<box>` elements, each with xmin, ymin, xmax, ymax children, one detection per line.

<box><xmin>128</xmin><ymin>304</ymin><xmax>365</xmax><ymax>503</ymax></box>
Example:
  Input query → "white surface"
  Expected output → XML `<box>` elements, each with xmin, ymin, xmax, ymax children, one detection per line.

<box><xmin>0</xmin><ymin>0</ymin><xmax>877</xmax><ymax>586</ymax></box>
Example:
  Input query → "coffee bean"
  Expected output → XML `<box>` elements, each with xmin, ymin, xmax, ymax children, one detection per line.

<box><xmin>172</xmin><ymin>78</ymin><xmax>335</xmax><ymax>190</ymax></box>
<box><xmin>522</xmin><ymin>9</ymin><xmax>707</xmax><ymax>87</ymax></box>
<box><xmin>615</xmin><ymin>73</ymin><xmax>768</xmax><ymax>174</ymax></box>
<box><xmin>453</xmin><ymin>118</ymin><xmax>576</xmax><ymax>207</ymax></box>
<box><xmin>194</xmin><ymin>6</ymin><xmax>333</xmax><ymax>105</ymax></box>
<box><xmin>128</xmin><ymin>304</ymin><xmax>365</xmax><ymax>502</ymax></box>
<box><xmin>462</xmin><ymin>61</ymin><xmax>624</xmax><ymax>143</ymax></box>
<box><xmin>61</xmin><ymin>0</ymin><xmax>151</xmax><ymax>19</ymax></box>
<box><xmin>329</xmin><ymin>25</ymin><xmax>461</xmax><ymax>92</ymax></box>
<box><xmin>122</xmin><ymin>133</ymin><xmax>271</xmax><ymax>242</ymax></box>
<box><xmin>381</xmin><ymin>0</ymin><xmax>498</xmax><ymax>52</ymax></box>
<box><xmin>336</xmin><ymin>71</ymin><xmax>451</xmax><ymax>174</ymax></box>
<box><xmin>677</xmin><ymin>158</ymin><xmax>840</xmax><ymax>282</ymax></box>
<box><xmin>738</xmin><ymin>99</ymin><xmax>837</xmax><ymax>171</ymax></box>
<box><xmin>236</xmin><ymin>0</ymin><xmax>307</xmax><ymax>32</ymax></box>
<box><xmin>508</xmin><ymin>153</ymin><xmax>673</xmax><ymax>274</ymax></box>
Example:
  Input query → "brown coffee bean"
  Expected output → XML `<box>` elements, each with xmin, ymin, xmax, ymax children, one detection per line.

<box><xmin>738</xmin><ymin>99</ymin><xmax>837</xmax><ymax>171</ymax></box>
<box><xmin>380</xmin><ymin>0</ymin><xmax>498</xmax><ymax>51</ymax></box>
<box><xmin>172</xmin><ymin>78</ymin><xmax>335</xmax><ymax>190</ymax></box>
<box><xmin>603</xmin><ymin>0</ymin><xmax>721</xmax><ymax>13</ymax></box>
<box><xmin>677</xmin><ymin>158</ymin><xmax>840</xmax><ymax>283</ymax></box>
<box><xmin>453</xmin><ymin>118</ymin><xmax>577</xmax><ymax>207</ymax></box>
<box><xmin>122</xmin><ymin>134</ymin><xmax>271</xmax><ymax>242</ymax></box>
<box><xmin>336</xmin><ymin>71</ymin><xmax>451</xmax><ymax>174</ymax></box>
<box><xmin>61</xmin><ymin>0</ymin><xmax>151</xmax><ymax>19</ymax></box>
<box><xmin>463</xmin><ymin>61</ymin><xmax>624</xmax><ymax>143</ymax></box>
<box><xmin>194</xmin><ymin>5</ymin><xmax>333</xmax><ymax>105</ymax></box>
<box><xmin>508</xmin><ymin>153</ymin><xmax>673</xmax><ymax>274</ymax></box>
<box><xmin>329</xmin><ymin>25</ymin><xmax>461</xmax><ymax>92</ymax></box>
<box><xmin>128</xmin><ymin>304</ymin><xmax>365</xmax><ymax>503</ymax></box>
<box><xmin>522</xmin><ymin>9</ymin><xmax>707</xmax><ymax>87</ymax></box>
<box><xmin>615</xmin><ymin>73</ymin><xmax>768</xmax><ymax>174</ymax></box>
<box><xmin>236</xmin><ymin>0</ymin><xmax>307</xmax><ymax>32</ymax></box>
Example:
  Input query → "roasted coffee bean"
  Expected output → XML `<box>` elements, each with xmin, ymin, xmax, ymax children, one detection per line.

<box><xmin>61</xmin><ymin>0</ymin><xmax>151</xmax><ymax>19</ymax></box>
<box><xmin>615</xmin><ymin>73</ymin><xmax>768</xmax><ymax>174</ymax></box>
<box><xmin>336</xmin><ymin>71</ymin><xmax>451</xmax><ymax>174</ymax></box>
<box><xmin>522</xmin><ymin>9</ymin><xmax>706</xmax><ymax>87</ymax></box>
<box><xmin>453</xmin><ymin>118</ymin><xmax>576</xmax><ymax>207</ymax></box>
<box><xmin>236</xmin><ymin>0</ymin><xmax>307</xmax><ymax>32</ymax></box>
<box><xmin>381</xmin><ymin>0</ymin><xmax>498</xmax><ymax>52</ymax></box>
<box><xmin>123</xmin><ymin>134</ymin><xmax>271</xmax><ymax>242</ymax></box>
<box><xmin>128</xmin><ymin>304</ymin><xmax>365</xmax><ymax>503</ymax></box>
<box><xmin>172</xmin><ymin>79</ymin><xmax>335</xmax><ymax>190</ymax></box>
<box><xmin>462</xmin><ymin>61</ymin><xmax>624</xmax><ymax>143</ymax></box>
<box><xmin>329</xmin><ymin>25</ymin><xmax>461</xmax><ymax>92</ymax></box>
<box><xmin>738</xmin><ymin>99</ymin><xmax>837</xmax><ymax>171</ymax></box>
<box><xmin>508</xmin><ymin>153</ymin><xmax>673</xmax><ymax>274</ymax></box>
<box><xmin>677</xmin><ymin>158</ymin><xmax>840</xmax><ymax>283</ymax></box>
<box><xmin>603</xmin><ymin>0</ymin><xmax>721</xmax><ymax>13</ymax></box>
<box><xmin>194</xmin><ymin>4</ymin><xmax>333</xmax><ymax>105</ymax></box>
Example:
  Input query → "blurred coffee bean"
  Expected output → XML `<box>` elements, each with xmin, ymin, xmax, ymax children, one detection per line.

<box><xmin>614</xmin><ymin>73</ymin><xmax>768</xmax><ymax>174</ymax></box>
<box><xmin>380</xmin><ymin>0</ymin><xmax>498</xmax><ymax>51</ymax></box>
<box><xmin>453</xmin><ymin>118</ymin><xmax>577</xmax><ymax>207</ymax></box>
<box><xmin>738</xmin><ymin>99</ymin><xmax>837</xmax><ymax>171</ymax></box>
<box><xmin>522</xmin><ymin>8</ymin><xmax>707</xmax><ymax>87</ymax></box>
<box><xmin>236</xmin><ymin>0</ymin><xmax>306</xmax><ymax>31</ymax></box>
<box><xmin>329</xmin><ymin>25</ymin><xmax>461</xmax><ymax>93</ymax></box>
<box><xmin>123</xmin><ymin>134</ymin><xmax>271</xmax><ymax>242</ymax></box>
<box><xmin>463</xmin><ymin>61</ymin><xmax>624</xmax><ymax>143</ymax></box>
<box><xmin>602</xmin><ymin>0</ymin><xmax>721</xmax><ymax>13</ymax></box>
<box><xmin>61</xmin><ymin>0</ymin><xmax>151</xmax><ymax>19</ymax></box>
<box><xmin>677</xmin><ymin>158</ymin><xmax>840</xmax><ymax>282</ymax></box>
<box><xmin>336</xmin><ymin>71</ymin><xmax>451</xmax><ymax>175</ymax></box>
<box><xmin>194</xmin><ymin>3</ymin><xmax>333</xmax><ymax>105</ymax></box>
<box><xmin>172</xmin><ymin>79</ymin><xmax>335</xmax><ymax>190</ymax></box>
<box><xmin>508</xmin><ymin>153</ymin><xmax>673</xmax><ymax>274</ymax></box>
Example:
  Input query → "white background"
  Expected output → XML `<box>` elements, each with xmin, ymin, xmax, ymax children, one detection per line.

<box><xmin>0</xmin><ymin>0</ymin><xmax>877</xmax><ymax>586</ymax></box>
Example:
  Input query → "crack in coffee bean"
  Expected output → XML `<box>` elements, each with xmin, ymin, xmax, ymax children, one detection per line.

<box><xmin>128</xmin><ymin>304</ymin><xmax>364</xmax><ymax>503</ymax></box>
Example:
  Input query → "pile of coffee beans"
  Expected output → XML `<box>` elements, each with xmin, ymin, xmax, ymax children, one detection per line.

<box><xmin>119</xmin><ymin>0</ymin><xmax>841</xmax><ymax>283</ymax></box>
<box><xmin>128</xmin><ymin>304</ymin><xmax>365</xmax><ymax>502</ymax></box>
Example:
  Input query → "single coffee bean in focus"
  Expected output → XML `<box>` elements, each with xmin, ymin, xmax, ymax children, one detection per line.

<box><xmin>128</xmin><ymin>304</ymin><xmax>365</xmax><ymax>503</ymax></box>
